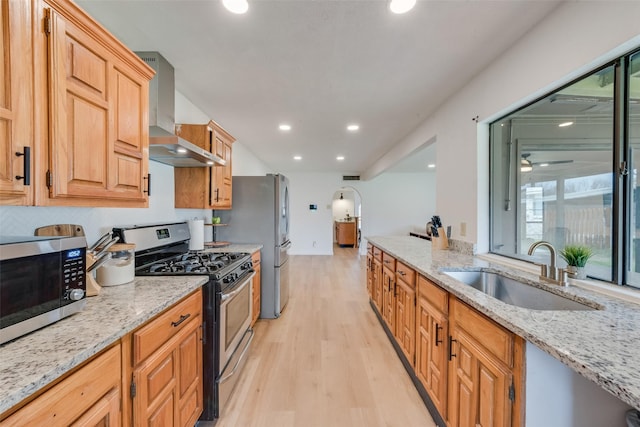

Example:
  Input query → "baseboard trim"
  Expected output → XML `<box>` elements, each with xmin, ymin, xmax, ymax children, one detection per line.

<box><xmin>369</xmin><ymin>300</ymin><xmax>447</xmax><ymax>427</ymax></box>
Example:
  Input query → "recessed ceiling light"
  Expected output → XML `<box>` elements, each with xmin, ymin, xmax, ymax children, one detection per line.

<box><xmin>293</xmin><ymin>155</ymin><xmax>302</xmax><ymax>160</ymax></box>
<box><xmin>347</xmin><ymin>124</ymin><xmax>360</xmax><ymax>132</ymax></box>
<box><xmin>176</xmin><ymin>147</ymin><xmax>187</xmax><ymax>154</ymax></box>
<box><xmin>336</xmin><ymin>156</ymin><xmax>345</xmax><ymax>161</ymax></box>
<box><xmin>389</xmin><ymin>0</ymin><xmax>416</xmax><ymax>14</ymax></box>
<box><xmin>540</xmin><ymin>163</ymin><xmax>549</xmax><ymax>167</ymax></box>
<box><xmin>558</xmin><ymin>121</ymin><xmax>574</xmax><ymax>127</ymax></box>
<box><xmin>222</xmin><ymin>0</ymin><xmax>248</xmax><ymax>14</ymax></box>
<box><xmin>279</xmin><ymin>124</ymin><xmax>291</xmax><ymax>131</ymax></box>
<box><xmin>427</xmin><ymin>164</ymin><xmax>436</xmax><ymax>168</ymax></box>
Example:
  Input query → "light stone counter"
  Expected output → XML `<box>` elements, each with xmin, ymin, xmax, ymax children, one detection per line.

<box><xmin>367</xmin><ymin>235</ymin><xmax>640</xmax><ymax>410</ymax></box>
<box><xmin>0</xmin><ymin>275</ymin><xmax>208</xmax><ymax>415</ymax></box>
<box><xmin>205</xmin><ymin>243</ymin><xmax>262</xmax><ymax>254</ymax></box>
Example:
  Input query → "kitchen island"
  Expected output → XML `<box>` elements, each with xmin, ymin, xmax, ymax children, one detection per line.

<box><xmin>367</xmin><ymin>235</ymin><xmax>638</xmax><ymax>424</ymax></box>
<box><xmin>0</xmin><ymin>275</ymin><xmax>208</xmax><ymax>416</ymax></box>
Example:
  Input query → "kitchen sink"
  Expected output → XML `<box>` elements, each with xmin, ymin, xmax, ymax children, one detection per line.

<box><xmin>442</xmin><ymin>270</ymin><xmax>596</xmax><ymax>311</ymax></box>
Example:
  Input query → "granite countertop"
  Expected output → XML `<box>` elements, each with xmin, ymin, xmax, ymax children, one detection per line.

<box><xmin>205</xmin><ymin>243</ymin><xmax>262</xmax><ymax>254</ymax></box>
<box><xmin>0</xmin><ymin>275</ymin><xmax>208</xmax><ymax>415</ymax></box>
<box><xmin>367</xmin><ymin>235</ymin><xmax>640</xmax><ymax>410</ymax></box>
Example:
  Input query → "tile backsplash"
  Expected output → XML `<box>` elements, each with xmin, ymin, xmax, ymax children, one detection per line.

<box><xmin>0</xmin><ymin>162</ymin><xmax>208</xmax><ymax>244</ymax></box>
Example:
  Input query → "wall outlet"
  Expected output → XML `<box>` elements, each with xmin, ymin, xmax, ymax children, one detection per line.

<box><xmin>312</xmin><ymin>241</ymin><xmax>317</xmax><ymax>247</ymax></box>
<box><xmin>460</xmin><ymin>222</ymin><xmax>467</xmax><ymax>237</ymax></box>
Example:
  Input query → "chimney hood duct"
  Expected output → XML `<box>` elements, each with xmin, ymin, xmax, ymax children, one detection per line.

<box><xmin>136</xmin><ymin>51</ymin><xmax>224</xmax><ymax>167</ymax></box>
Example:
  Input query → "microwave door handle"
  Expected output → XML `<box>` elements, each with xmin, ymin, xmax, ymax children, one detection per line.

<box><xmin>221</xmin><ymin>272</ymin><xmax>255</xmax><ymax>302</ymax></box>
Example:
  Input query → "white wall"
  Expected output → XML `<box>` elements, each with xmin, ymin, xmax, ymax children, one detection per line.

<box><xmin>286</xmin><ymin>172</ymin><xmax>436</xmax><ymax>255</ymax></box>
<box><xmin>364</xmin><ymin>1</ymin><xmax>640</xmax><ymax>252</ymax></box>
<box><xmin>0</xmin><ymin>91</ymin><xmax>269</xmax><ymax>244</ymax></box>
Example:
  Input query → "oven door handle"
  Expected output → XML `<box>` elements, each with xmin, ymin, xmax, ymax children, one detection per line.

<box><xmin>219</xmin><ymin>328</ymin><xmax>254</xmax><ymax>383</ymax></box>
<box><xmin>221</xmin><ymin>271</ymin><xmax>255</xmax><ymax>302</ymax></box>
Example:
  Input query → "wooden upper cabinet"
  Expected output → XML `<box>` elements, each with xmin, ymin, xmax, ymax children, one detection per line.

<box><xmin>174</xmin><ymin>120</ymin><xmax>235</xmax><ymax>209</ymax></box>
<box><xmin>0</xmin><ymin>0</ymin><xmax>34</xmax><ymax>205</ymax></box>
<box><xmin>210</xmin><ymin>120</ymin><xmax>234</xmax><ymax>209</ymax></box>
<box><xmin>33</xmin><ymin>0</ymin><xmax>153</xmax><ymax>207</ymax></box>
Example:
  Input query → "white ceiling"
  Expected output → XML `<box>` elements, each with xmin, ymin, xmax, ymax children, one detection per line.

<box><xmin>78</xmin><ymin>0</ymin><xmax>562</xmax><ymax>175</ymax></box>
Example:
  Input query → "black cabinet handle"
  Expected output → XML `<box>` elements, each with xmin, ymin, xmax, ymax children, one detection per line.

<box><xmin>448</xmin><ymin>336</ymin><xmax>457</xmax><ymax>360</ymax></box>
<box><xmin>15</xmin><ymin>147</ymin><xmax>30</xmax><ymax>186</ymax></box>
<box><xmin>143</xmin><ymin>173</ymin><xmax>151</xmax><ymax>196</ymax></box>
<box><xmin>171</xmin><ymin>313</ymin><xmax>190</xmax><ymax>327</ymax></box>
<box><xmin>398</xmin><ymin>271</ymin><xmax>406</xmax><ymax>276</ymax></box>
<box><xmin>435</xmin><ymin>323</ymin><xmax>443</xmax><ymax>346</ymax></box>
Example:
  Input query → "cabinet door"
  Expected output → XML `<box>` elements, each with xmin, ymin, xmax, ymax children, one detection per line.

<box><xmin>45</xmin><ymin>4</ymin><xmax>148</xmax><ymax>205</ymax></box>
<box><xmin>381</xmin><ymin>266</ymin><xmax>395</xmax><ymax>332</ymax></box>
<box><xmin>366</xmin><ymin>252</ymin><xmax>373</xmax><ymax>298</ymax></box>
<box><xmin>133</xmin><ymin>309</ymin><xmax>202</xmax><ymax>427</ymax></box>
<box><xmin>211</xmin><ymin>138</ymin><xmax>232</xmax><ymax>209</ymax></box>
<box><xmin>416</xmin><ymin>296</ymin><xmax>448</xmax><ymax>417</ymax></box>
<box><xmin>176</xmin><ymin>321</ymin><xmax>203</xmax><ymax>427</ymax></box>
<box><xmin>448</xmin><ymin>326</ymin><xmax>512</xmax><ymax>427</ymax></box>
<box><xmin>373</xmin><ymin>258</ymin><xmax>383</xmax><ymax>311</ymax></box>
<box><xmin>0</xmin><ymin>0</ymin><xmax>33</xmax><ymax>205</ymax></box>
<box><xmin>394</xmin><ymin>278</ymin><xmax>415</xmax><ymax>363</ymax></box>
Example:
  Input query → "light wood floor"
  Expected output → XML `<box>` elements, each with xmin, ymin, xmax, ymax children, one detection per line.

<box><xmin>206</xmin><ymin>247</ymin><xmax>436</xmax><ymax>427</ymax></box>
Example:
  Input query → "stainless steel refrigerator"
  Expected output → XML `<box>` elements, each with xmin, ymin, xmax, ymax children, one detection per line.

<box><xmin>216</xmin><ymin>174</ymin><xmax>291</xmax><ymax>318</ymax></box>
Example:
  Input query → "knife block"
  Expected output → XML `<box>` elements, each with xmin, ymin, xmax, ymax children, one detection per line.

<box><xmin>431</xmin><ymin>227</ymin><xmax>449</xmax><ymax>250</ymax></box>
<box><xmin>86</xmin><ymin>253</ymin><xmax>102</xmax><ymax>297</ymax></box>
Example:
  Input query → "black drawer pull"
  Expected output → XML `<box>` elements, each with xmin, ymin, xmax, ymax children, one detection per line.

<box><xmin>448</xmin><ymin>336</ymin><xmax>457</xmax><ymax>360</ymax></box>
<box><xmin>435</xmin><ymin>323</ymin><xmax>443</xmax><ymax>346</ymax></box>
<box><xmin>171</xmin><ymin>313</ymin><xmax>191</xmax><ymax>327</ymax></box>
<box><xmin>15</xmin><ymin>147</ymin><xmax>31</xmax><ymax>186</ymax></box>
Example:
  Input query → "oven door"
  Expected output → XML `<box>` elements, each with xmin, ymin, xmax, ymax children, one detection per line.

<box><xmin>219</xmin><ymin>271</ymin><xmax>255</xmax><ymax>373</ymax></box>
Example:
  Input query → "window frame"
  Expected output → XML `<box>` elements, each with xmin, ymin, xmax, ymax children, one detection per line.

<box><xmin>489</xmin><ymin>48</ymin><xmax>640</xmax><ymax>287</ymax></box>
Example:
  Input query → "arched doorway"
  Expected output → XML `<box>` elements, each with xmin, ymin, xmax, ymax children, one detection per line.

<box><xmin>331</xmin><ymin>187</ymin><xmax>362</xmax><ymax>252</ymax></box>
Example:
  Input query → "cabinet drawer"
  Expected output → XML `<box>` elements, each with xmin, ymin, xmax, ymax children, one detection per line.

<box><xmin>396</xmin><ymin>261</ymin><xmax>415</xmax><ymax>287</ymax></box>
<box><xmin>1</xmin><ymin>344</ymin><xmax>121</xmax><ymax>426</ymax></box>
<box><xmin>382</xmin><ymin>252</ymin><xmax>396</xmax><ymax>269</ymax></box>
<box><xmin>251</xmin><ymin>251</ymin><xmax>261</xmax><ymax>266</ymax></box>
<box><xmin>451</xmin><ymin>298</ymin><xmax>513</xmax><ymax>366</ymax></box>
<box><xmin>367</xmin><ymin>243</ymin><xmax>373</xmax><ymax>254</ymax></box>
<box><xmin>418</xmin><ymin>275</ymin><xmax>448</xmax><ymax>313</ymax></box>
<box><xmin>373</xmin><ymin>246</ymin><xmax>382</xmax><ymax>260</ymax></box>
<box><xmin>133</xmin><ymin>290</ymin><xmax>202</xmax><ymax>365</ymax></box>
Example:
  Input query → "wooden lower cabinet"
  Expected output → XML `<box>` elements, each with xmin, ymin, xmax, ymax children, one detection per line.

<box><xmin>335</xmin><ymin>221</ymin><xmax>356</xmax><ymax>246</ymax></box>
<box><xmin>0</xmin><ymin>344</ymin><xmax>122</xmax><ymax>426</ymax></box>
<box><xmin>251</xmin><ymin>250</ymin><xmax>262</xmax><ymax>326</ymax></box>
<box><xmin>381</xmin><ymin>253</ymin><xmax>396</xmax><ymax>332</ymax></box>
<box><xmin>394</xmin><ymin>261</ymin><xmax>416</xmax><ymax>363</ymax></box>
<box><xmin>366</xmin><ymin>249</ymin><xmax>374</xmax><ymax>298</ymax></box>
<box><xmin>415</xmin><ymin>275</ymin><xmax>448</xmax><ymax>418</ymax></box>
<box><xmin>366</xmin><ymin>246</ymin><xmax>523</xmax><ymax>427</ymax></box>
<box><xmin>131</xmin><ymin>290</ymin><xmax>203</xmax><ymax>427</ymax></box>
<box><xmin>448</xmin><ymin>297</ymin><xmax>518</xmax><ymax>427</ymax></box>
<box><xmin>372</xmin><ymin>253</ymin><xmax>383</xmax><ymax>311</ymax></box>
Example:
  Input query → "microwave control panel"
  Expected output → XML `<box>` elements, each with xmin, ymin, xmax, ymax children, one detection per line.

<box><xmin>62</xmin><ymin>247</ymin><xmax>86</xmax><ymax>302</ymax></box>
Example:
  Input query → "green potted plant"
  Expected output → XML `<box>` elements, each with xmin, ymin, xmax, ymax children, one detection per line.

<box><xmin>559</xmin><ymin>245</ymin><xmax>594</xmax><ymax>279</ymax></box>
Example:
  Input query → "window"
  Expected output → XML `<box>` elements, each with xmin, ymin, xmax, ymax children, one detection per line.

<box><xmin>490</xmin><ymin>49</ymin><xmax>640</xmax><ymax>287</ymax></box>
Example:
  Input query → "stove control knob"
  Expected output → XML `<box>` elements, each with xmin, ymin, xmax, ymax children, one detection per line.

<box><xmin>67</xmin><ymin>289</ymin><xmax>85</xmax><ymax>301</ymax></box>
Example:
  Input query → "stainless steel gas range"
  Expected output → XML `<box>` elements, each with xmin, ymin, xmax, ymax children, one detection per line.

<box><xmin>113</xmin><ymin>222</ymin><xmax>255</xmax><ymax>421</ymax></box>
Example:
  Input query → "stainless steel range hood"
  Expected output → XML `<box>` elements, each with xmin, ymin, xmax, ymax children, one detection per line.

<box><xmin>136</xmin><ymin>51</ymin><xmax>224</xmax><ymax>167</ymax></box>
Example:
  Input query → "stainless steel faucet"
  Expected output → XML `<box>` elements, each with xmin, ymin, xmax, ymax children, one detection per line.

<box><xmin>527</xmin><ymin>241</ymin><xmax>569</xmax><ymax>286</ymax></box>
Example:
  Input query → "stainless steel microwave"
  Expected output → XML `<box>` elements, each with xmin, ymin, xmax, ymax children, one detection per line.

<box><xmin>0</xmin><ymin>236</ymin><xmax>87</xmax><ymax>345</ymax></box>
